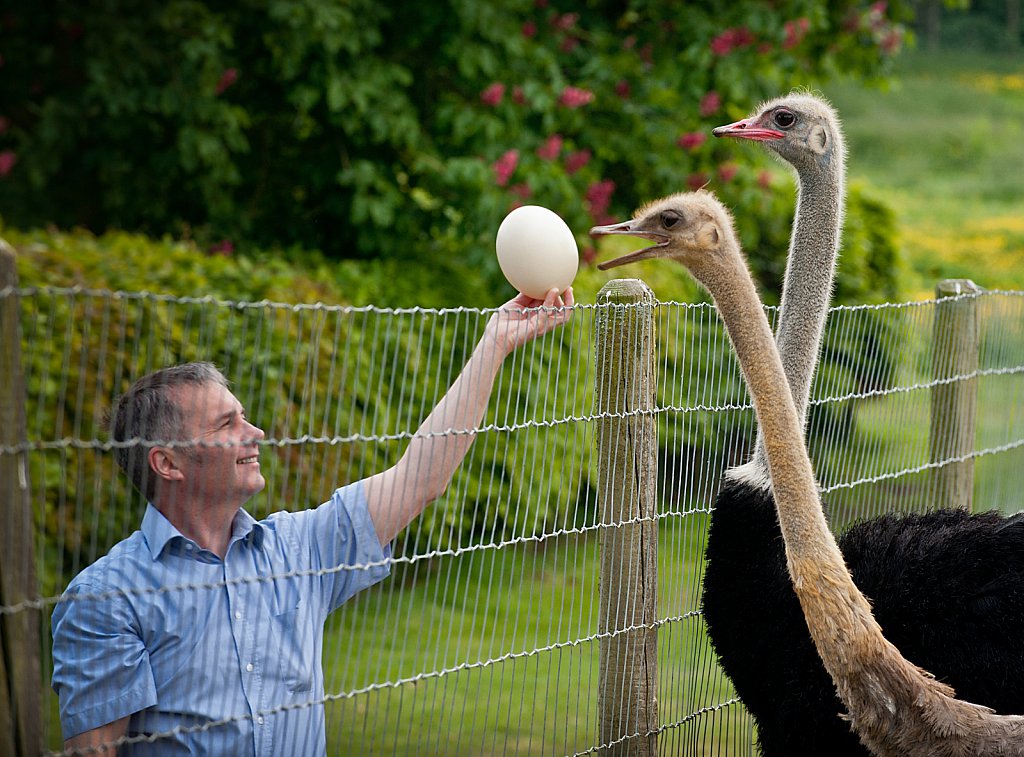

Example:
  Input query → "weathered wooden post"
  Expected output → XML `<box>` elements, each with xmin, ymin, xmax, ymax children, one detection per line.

<box><xmin>0</xmin><ymin>239</ymin><xmax>42</xmax><ymax>755</ymax></box>
<box><xmin>929</xmin><ymin>278</ymin><xmax>981</xmax><ymax>512</ymax></box>
<box><xmin>594</xmin><ymin>279</ymin><xmax>658</xmax><ymax>756</ymax></box>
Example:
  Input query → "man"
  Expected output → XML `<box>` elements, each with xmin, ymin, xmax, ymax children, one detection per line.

<box><xmin>52</xmin><ymin>288</ymin><xmax>573</xmax><ymax>755</ymax></box>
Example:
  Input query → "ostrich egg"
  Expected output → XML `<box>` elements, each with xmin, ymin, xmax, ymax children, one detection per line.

<box><xmin>495</xmin><ymin>205</ymin><xmax>578</xmax><ymax>299</ymax></box>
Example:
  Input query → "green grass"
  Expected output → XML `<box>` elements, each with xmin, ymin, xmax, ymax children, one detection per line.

<box><xmin>321</xmin><ymin>516</ymin><xmax>753</xmax><ymax>755</ymax></box>
<box><xmin>827</xmin><ymin>50</ymin><xmax>1024</xmax><ymax>296</ymax></box>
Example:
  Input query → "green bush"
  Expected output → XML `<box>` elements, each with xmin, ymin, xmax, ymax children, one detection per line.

<box><xmin>0</xmin><ymin>0</ymin><xmax>912</xmax><ymax>281</ymax></box>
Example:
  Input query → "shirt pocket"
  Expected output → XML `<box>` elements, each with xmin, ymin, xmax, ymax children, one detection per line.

<box><xmin>270</xmin><ymin>601</ymin><xmax>315</xmax><ymax>693</ymax></box>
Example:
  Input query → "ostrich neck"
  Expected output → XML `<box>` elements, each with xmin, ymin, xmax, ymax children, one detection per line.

<box><xmin>750</xmin><ymin>155</ymin><xmax>845</xmax><ymax>479</ymax></box>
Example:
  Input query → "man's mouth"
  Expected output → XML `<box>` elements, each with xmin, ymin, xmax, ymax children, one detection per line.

<box><xmin>237</xmin><ymin>456</ymin><xmax>259</xmax><ymax>465</ymax></box>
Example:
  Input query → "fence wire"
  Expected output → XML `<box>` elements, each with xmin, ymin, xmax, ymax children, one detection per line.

<box><xmin>2</xmin><ymin>285</ymin><xmax>1023</xmax><ymax>755</ymax></box>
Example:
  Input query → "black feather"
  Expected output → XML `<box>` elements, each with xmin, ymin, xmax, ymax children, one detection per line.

<box><xmin>702</xmin><ymin>481</ymin><xmax>1024</xmax><ymax>756</ymax></box>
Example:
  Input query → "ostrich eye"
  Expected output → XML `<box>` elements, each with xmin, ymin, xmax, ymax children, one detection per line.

<box><xmin>661</xmin><ymin>211</ymin><xmax>680</xmax><ymax>229</ymax></box>
<box><xmin>774</xmin><ymin>109</ymin><xmax>797</xmax><ymax>128</ymax></box>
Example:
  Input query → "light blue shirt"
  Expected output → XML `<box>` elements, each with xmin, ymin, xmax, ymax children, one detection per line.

<box><xmin>51</xmin><ymin>481</ymin><xmax>391</xmax><ymax>755</ymax></box>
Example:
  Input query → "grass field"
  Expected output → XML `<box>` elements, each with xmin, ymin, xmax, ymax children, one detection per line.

<box><xmin>827</xmin><ymin>50</ymin><xmax>1024</xmax><ymax>297</ymax></box>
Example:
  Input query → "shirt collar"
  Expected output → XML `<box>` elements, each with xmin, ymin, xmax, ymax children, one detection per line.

<box><xmin>142</xmin><ymin>503</ymin><xmax>264</xmax><ymax>561</ymax></box>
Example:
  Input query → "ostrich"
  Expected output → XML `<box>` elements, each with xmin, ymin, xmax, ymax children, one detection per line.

<box><xmin>700</xmin><ymin>92</ymin><xmax>862</xmax><ymax>754</ymax></box>
<box><xmin>590</xmin><ymin>190</ymin><xmax>1024</xmax><ymax>756</ymax></box>
<box><xmin>685</xmin><ymin>93</ymin><xmax>1024</xmax><ymax>755</ymax></box>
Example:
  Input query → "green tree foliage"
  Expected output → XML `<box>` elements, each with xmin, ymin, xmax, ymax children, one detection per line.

<box><xmin>0</xmin><ymin>0</ymin><xmax>910</xmax><ymax>278</ymax></box>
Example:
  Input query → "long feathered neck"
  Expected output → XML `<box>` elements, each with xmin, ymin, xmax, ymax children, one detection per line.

<box><xmin>700</xmin><ymin>240</ymin><xmax>1024</xmax><ymax>757</ymax></box>
<box><xmin>743</xmin><ymin>137</ymin><xmax>846</xmax><ymax>488</ymax></box>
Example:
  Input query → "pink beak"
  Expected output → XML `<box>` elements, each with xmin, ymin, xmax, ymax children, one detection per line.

<box><xmin>712</xmin><ymin>117</ymin><xmax>784</xmax><ymax>142</ymax></box>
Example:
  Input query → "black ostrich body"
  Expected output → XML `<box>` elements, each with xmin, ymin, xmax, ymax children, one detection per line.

<box><xmin>702</xmin><ymin>480</ymin><xmax>1024</xmax><ymax>756</ymax></box>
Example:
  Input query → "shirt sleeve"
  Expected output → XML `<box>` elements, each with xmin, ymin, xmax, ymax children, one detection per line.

<box><xmin>286</xmin><ymin>480</ymin><xmax>392</xmax><ymax>613</ymax></box>
<box><xmin>51</xmin><ymin>581</ymin><xmax>158</xmax><ymax>740</ymax></box>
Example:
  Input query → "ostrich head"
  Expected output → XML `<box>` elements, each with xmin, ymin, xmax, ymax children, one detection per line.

<box><xmin>712</xmin><ymin>93</ymin><xmax>844</xmax><ymax>173</ymax></box>
<box><xmin>590</xmin><ymin>190</ymin><xmax>739</xmax><ymax>282</ymax></box>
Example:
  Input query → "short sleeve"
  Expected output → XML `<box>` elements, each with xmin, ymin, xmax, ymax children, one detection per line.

<box><xmin>285</xmin><ymin>480</ymin><xmax>392</xmax><ymax>612</ymax></box>
<box><xmin>51</xmin><ymin>581</ymin><xmax>158</xmax><ymax>739</ymax></box>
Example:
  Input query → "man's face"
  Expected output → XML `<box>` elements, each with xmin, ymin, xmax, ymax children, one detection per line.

<box><xmin>173</xmin><ymin>382</ymin><xmax>266</xmax><ymax>507</ymax></box>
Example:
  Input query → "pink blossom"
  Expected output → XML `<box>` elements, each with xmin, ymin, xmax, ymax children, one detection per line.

<box><xmin>713</xmin><ymin>28</ymin><xmax>754</xmax><ymax>53</ymax></box>
<box><xmin>551</xmin><ymin>12</ymin><xmax>579</xmax><ymax>31</ymax></box>
<box><xmin>585</xmin><ymin>179</ymin><xmax>615</xmax><ymax>220</ymax></box>
<box><xmin>537</xmin><ymin>134</ymin><xmax>563</xmax><ymax>161</ymax></box>
<box><xmin>880</xmin><ymin>29</ymin><xmax>903</xmax><ymax>54</ymax></box>
<box><xmin>208</xmin><ymin>239</ymin><xmax>234</xmax><ymax>256</ymax></box>
<box><xmin>510</xmin><ymin>182</ymin><xmax>532</xmax><ymax>200</ymax></box>
<box><xmin>0</xmin><ymin>150</ymin><xmax>16</xmax><ymax>176</ymax></box>
<box><xmin>687</xmin><ymin>172</ymin><xmax>709</xmax><ymax>191</ymax></box>
<box><xmin>522</xmin><ymin>20</ymin><xmax>537</xmax><ymax>38</ymax></box>
<box><xmin>699</xmin><ymin>91</ymin><xmax>721</xmax><ymax>117</ymax></box>
<box><xmin>480</xmin><ymin>82</ymin><xmax>505</xmax><ymax>106</ymax></box>
<box><xmin>622</xmin><ymin>35</ymin><xmax>637</xmax><ymax>50</ymax></box>
<box><xmin>215</xmin><ymin>68</ymin><xmax>238</xmax><ymax>96</ymax></box>
<box><xmin>560</xmin><ymin>36</ymin><xmax>580</xmax><ymax>53</ymax></box>
<box><xmin>493</xmin><ymin>149</ymin><xmax>519</xmax><ymax>186</ymax></box>
<box><xmin>581</xmin><ymin>246</ymin><xmax>597</xmax><ymax>266</ymax></box>
<box><xmin>559</xmin><ymin>86</ymin><xmax>594</xmax><ymax>108</ymax></box>
<box><xmin>718</xmin><ymin>162</ymin><xmax>738</xmax><ymax>182</ymax></box>
<box><xmin>512</xmin><ymin>86</ymin><xmax>527</xmax><ymax>106</ymax></box>
<box><xmin>639</xmin><ymin>44</ymin><xmax>653</xmax><ymax>65</ymax></box>
<box><xmin>615</xmin><ymin>79</ymin><xmax>631</xmax><ymax>99</ymax></box>
<box><xmin>535</xmin><ymin>0</ymin><xmax>548</xmax><ymax>7</ymax></box>
<box><xmin>758</xmin><ymin>170</ymin><xmax>773</xmax><ymax>189</ymax></box>
<box><xmin>710</xmin><ymin>30</ymin><xmax>736</xmax><ymax>56</ymax></box>
<box><xmin>677</xmin><ymin>131</ymin><xmax>707</xmax><ymax>151</ymax></box>
<box><xmin>564</xmin><ymin>149</ymin><xmax>591</xmax><ymax>175</ymax></box>
<box><xmin>784</xmin><ymin>18</ymin><xmax>810</xmax><ymax>49</ymax></box>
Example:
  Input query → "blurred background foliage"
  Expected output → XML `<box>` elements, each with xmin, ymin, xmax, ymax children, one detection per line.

<box><xmin>0</xmin><ymin>0</ymin><xmax>915</xmax><ymax>306</ymax></box>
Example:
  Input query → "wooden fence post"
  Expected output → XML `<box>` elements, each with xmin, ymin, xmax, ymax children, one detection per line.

<box><xmin>929</xmin><ymin>278</ymin><xmax>981</xmax><ymax>512</ymax></box>
<box><xmin>0</xmin><ymin>239</ymin><xmax>42</xmax><ymax>756</ymax></box>
<box><xmin>594</xmin><ymin>279</ymin><xmax>658</xmax><ymax>756</ymax></box>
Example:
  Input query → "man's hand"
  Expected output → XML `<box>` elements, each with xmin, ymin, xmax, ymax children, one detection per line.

<box><xmin>485</xmin><ymin>287</ymin><xmax>575</xmax><ymax>356</ymax></box>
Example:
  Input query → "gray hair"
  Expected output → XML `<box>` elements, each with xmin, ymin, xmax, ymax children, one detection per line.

<box><xmin>109</xmin><ymin>362</ymin><xmax>229</xmax><ymax>501</ymax></box>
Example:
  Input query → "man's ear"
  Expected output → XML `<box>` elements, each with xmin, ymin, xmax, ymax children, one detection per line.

<box><xmin>149</xmin><ymin>447</ymin><xmax>185</xmax><ymax>483</ymax></box>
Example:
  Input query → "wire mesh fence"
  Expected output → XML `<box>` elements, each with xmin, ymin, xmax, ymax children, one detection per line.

<box><xmin>2</xmin><ymin>281</ymin><xmax>1023</xmax><ymax>755</ymax></box>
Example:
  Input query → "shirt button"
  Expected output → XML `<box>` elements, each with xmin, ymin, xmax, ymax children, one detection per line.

<box><xmin>246</xmin><ymin>663</ymin><xmax>254</xmax><ymax>672</ymax></box>
<box><xmin>256</xmin><ymin>716</ymin><xmax>265</xmax><ymax>725</ymax></box>
<box><xmin>185</xmin><ymin>543</ymin><xmax>194</xmax><ymax>551</ymax></box>
<box><xmin>234</xmin><ymin>610</ymin><xmax>243</xmax><ymax>620</ymax></box>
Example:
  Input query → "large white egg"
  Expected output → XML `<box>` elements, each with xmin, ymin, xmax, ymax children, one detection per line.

<box><xmin>495</xmin><ymin>205</ymin><xmax>578</xmax><ymax>299</ymax></box>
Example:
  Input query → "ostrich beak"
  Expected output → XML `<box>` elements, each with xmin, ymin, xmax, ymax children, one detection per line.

<box><xmin>712</xmin><ymin>117</ymin><xmax>785</xmax><ymax>142</ymax></box>
<box><xmin>590</xmin><ymin>220</ymin><xmax>670</xmax><ymax>271</ymax></box>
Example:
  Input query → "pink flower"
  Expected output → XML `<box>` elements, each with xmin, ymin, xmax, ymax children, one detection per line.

<box><xmin>537</xmin><ymin>134</ymin><xmax>563</xmax><ymax>161</ymax></box>
<box><xmin>522</xmin><ymin>20</ymin><xmax>537</xmax><ymax>38</ymax></box>
<box><xmin>493</xmin><ymin>149</ymin><xmax>519</xmax><ymax>186</ymax></box>
<box><xmin>880</xmin><ymin>29</ymin><xmax>903</xmax><ymax>54</ymax></box>
<box><xmin>718</xmin><ymin>162</ymin><xmax>738</xmax><ymax>182</ymax></box>
<box><xmin>215</xmin><ymin>68</ymin><xmax>238</xmax><ymax>96</ymax></box>
<box><xmin>699</xmin><ymin>91</ymin><xmax>721</xmax><ymax>117</ymax></box>
<box><xmin>581</xmin><ymin>246</ymin><xmax>597</xmax><ymax>266</ymax></box>
<box><xmin>758</xmin><ymin>170</ymin><xmax>773</xmax><ymax>189</ymax></box>
<box><xmin>615</xmin><ymin>79</ymin><xmax>631</xmax><ymax>99</ymax></box>
<box><xmin>480</xmin><ymin>82</ymin><xmax>505</xmax><ymax>106</ymax></box>
<box><xmin>687</xmin><ymin>172</ymin><xmax>709</xmax><ymax>191</ymax></box>
<box><xmin>512</xmin><ymin>86</ymin><xmax>527</xmax><ymax>105</ymax></box>
<box><xmin>564</xmin><ymin>149</ymin><xmax>591</xmax><ymax>175</ymax></box>
<box><xmin>559</xmin><ymin>86</ymin><xmax>594</xmax><ymax>108</ymax></box>
<box><xmin>585</xmin><ymin>179</ymin><xmax>615</xmax><ymax>220</ymax></box>
<box><xmin>0</xmin><ymin>150</ymin><xmax>17</xmax><ymax>176</ymax></box>
<box><xmin>208</xmin><ymin>239</ymin><xmax>234</xmax><ymax>256</ymax></box>
<box><xmin>551</xmin><ymin>12</ymin><xmax>579</xmax><ymax>31</ymax></box>
<box><xmin>560</xmin><ymin>36</ymin><xmax>580</xmax><ymax>53</ymax></box>
<box><xmin>677</xmin><ymin>131</ymin><xmax>706</xmax><ymax>151</ymax></box>
<box><xmin>784</xmin><ymin>18</ymin><xmax>810</xmax><ymax>49</ymax></box>
<box><xmin>510</xmin><ymin>182</ymin><xmax>532</xmax><ymax>200</ymax></box>
<box><xmin>710</xmin><ymin>30</ymin><xmax>736</xmax><ymax>56</ymax></box>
